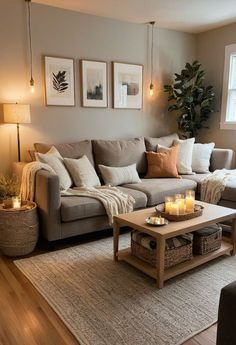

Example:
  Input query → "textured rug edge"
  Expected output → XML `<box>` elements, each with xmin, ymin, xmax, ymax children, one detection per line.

<box><xmin>176</xmin><ymin>320</ymin><xmax>217</xmax><ymax>345</ymax></box>
<box><xmin>14</xmin><ymin>261</ymin><xmax>88</xmax><ymax>345</ymax></box>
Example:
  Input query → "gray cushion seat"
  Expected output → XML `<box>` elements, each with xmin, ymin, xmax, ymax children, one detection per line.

<box><xmin>181</xmin><ymin>174</ymin><xmax>236</xmax><ymax>202</ymax></box>
<box><xmin>61</xmin><ymin>186</ymin><xmax>147</xmax><ymax>222</ymax></box>
<box><xmin>180</xmin><ymin>173</ymin><xmax>209</xmax><ymax>193</ymax></box>
<box><xmin>123</xmin><ymin>178</ymin><xmax>197</xmax><ymax>206</ymax></box>
<box><xmin>221</xmin><ymin>180</ymin><xmax>236</xmax><ymax>202</ymax></box>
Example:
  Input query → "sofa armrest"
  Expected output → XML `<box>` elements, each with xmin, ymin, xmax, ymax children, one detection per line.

<box><xmin>210</xmin><ymin>148</ymin><xmax>234</xmax><ymax>172</ymax></box>
<box><xmin>217</xmin><ymin>281</ymin><xmax>236</xmax><ymax>345</ymax></box>
<box><xmin>35</xmin><ymin>170</ymin><xmax>62</xmax><ymax>241</ymax></box>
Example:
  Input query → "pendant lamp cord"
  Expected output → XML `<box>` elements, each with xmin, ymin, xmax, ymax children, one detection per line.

<box><xmin>150</xmin><ymin>22</ymin><xmax>154</xmax><ymax>85</ymax></box>
<box><xmin>27</xmin><ymin>0</ymin><xmax>33</xmax><ymax>81</ymax></box>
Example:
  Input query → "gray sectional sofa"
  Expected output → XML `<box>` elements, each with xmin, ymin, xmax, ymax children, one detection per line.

<box><xmin>34</xmin><ymin>135</ymin><xmax>234</xmax><ymax>242</ymax></box>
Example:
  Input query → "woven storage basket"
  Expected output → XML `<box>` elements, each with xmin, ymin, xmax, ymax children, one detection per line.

<box><xmin>0</xmin><ymin>201</ymin><xmax>39</xmax><ymax>256</ymax></box>
<box><xmin>131</xmin><ymin>239</ymin><xmax>193</xmax><ymax>269</ymax></box>
<box><xmin>193</xmin><ymin>224</ymin><xmax>222</xmax><ymax>255</ymax></box>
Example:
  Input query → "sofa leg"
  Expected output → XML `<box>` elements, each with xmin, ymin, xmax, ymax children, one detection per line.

<box><xmin>45</xmin><ymin>241</ymin><xmax>56</xmax><ymax>251</ymax></box>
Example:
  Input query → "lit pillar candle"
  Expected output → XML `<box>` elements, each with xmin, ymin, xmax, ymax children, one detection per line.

<box><xmin>165</xmin><ymin>196</ymin><xmax>173</xmax><ymax>214</ymax></box>
<box><xmin>169</xmin><ymin>201</ymin><xmax>179</xmax><ymax>215</ymax></box>
<box><xmin>12</xmin><ymin>196</ymin><xmax>21</xmax><ymax>209</ymax></box>
<box><xmin>175</xmin><ymin>194</ymin><xmax>185</xmax><ymax>214</ymax></box>
<box><xmin>185</xmin><ymin>190</ymin><xmax>195</xmax><ymax>213</ymax></box>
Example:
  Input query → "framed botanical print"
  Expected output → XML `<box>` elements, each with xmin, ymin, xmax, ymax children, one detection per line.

<box><xmin>112</xmin><ymin>62</ymin><xmax>143</xmax><ymax>109</ymax></box>
<box><xmin>80</xmin><ymin>60</ymin><xmax>108</xmax><ymax>107</ymax></box>
<box><xmin>44</xmin><ymin>56</ymin><xmax>75</xmax><ymax>106</ymax></box>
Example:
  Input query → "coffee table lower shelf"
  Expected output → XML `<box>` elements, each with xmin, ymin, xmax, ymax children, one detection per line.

<box><xmin>117</xmin><ymin>240</ymin><xmax>233</xmax><ymax>282</ymax></box>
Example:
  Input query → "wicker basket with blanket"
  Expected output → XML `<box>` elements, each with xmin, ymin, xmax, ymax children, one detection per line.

<box><xmin>131</xmin><ymin>230</ymin><xmax>193</xmax><ymax>269</ymax></box>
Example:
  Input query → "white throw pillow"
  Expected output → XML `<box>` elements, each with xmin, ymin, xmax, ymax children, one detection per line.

<box><xmin>64</xmin><ymin>155</ymin><xmax>101</xmax><ymax>187</ymax></box>
<box><xmin>173</xmin><ymin>138</ymin><xmax>195</xmax><ymax>174</ymax></box>
<box><xmin>99</xmin><ymin>163</ymin><xmax>141</xmax><ymax>186</ymax></box>
<box><xmin>192</xmin><ymin>142</ymin><xmax>215</xmax><ymax>173</ymax></box>
<box><xmin>35</xmin><ymin>146</ymin><xmax>72</xmax><ymax>190</ymax></box>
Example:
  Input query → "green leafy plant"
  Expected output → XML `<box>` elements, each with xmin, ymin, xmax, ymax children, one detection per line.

<box><xmin>52</xmin><ymin>71</ymin><xmax>68</xmax><ymax>93</ymax></box>
<box><xmin>0</xmin><ymin>174</ymin><xmax>19</xmax><ymax>201</ymax></box>
<box><xmin>164</xmin><ymin>60</ymin><xmax>215</xmax><ymax>138</ymax></box>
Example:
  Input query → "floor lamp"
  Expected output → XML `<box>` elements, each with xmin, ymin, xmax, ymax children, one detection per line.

<box><xmin>3</xmin><ymin>103</ymin><xmax>31</xmax><ymax>162</ymax></box>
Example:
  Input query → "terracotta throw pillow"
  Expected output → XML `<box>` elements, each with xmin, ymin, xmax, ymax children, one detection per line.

<box><xmin>146</xmin><ymin>145</ymin><xmax>180</xmax><ymax>178</ymax></box>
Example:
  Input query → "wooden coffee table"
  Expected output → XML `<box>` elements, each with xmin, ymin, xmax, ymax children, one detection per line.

<box><xmin>113</xmin><ymin>201</ymin><xmax>236</xmax><ymax>288</ymax></box>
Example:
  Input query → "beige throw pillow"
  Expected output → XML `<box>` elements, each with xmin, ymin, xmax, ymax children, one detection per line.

<box><xmin>173</xmin><ymin>138</ymin><xmax>195</xmax><ymax>174</ymax></box>
<box><xmin>35</xmin><ymin>146</ymin><xmax>72</xmax><ymax>190</ymax></box>
<box><xmin>192</xmin><ymin>142</ymin><xmax>215</xmax><ymax>173</ymax></box>
<box><xmin>64</xmin><ymin>155</ymin><xmax>101</xmax><ymax>187</ymax></box>
<box><xmin>99</xmin><ymin>164</ymin><xmax>141</xmax><ymax>186</ymax></box>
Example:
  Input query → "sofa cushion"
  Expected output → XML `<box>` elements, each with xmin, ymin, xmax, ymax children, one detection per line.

<box><xmin>180</xmin><ymin>173</ymin><xmax>210</xmax><ymax>193</ymax></box>
<box><xmin>173</xmin><ymin>137</ymin><xmax>195</xmax><ymax>174</ymax></box>
<box><xmin>34</xmin><ymin>140</ymin><xmax>95</xmax><ymax>166</ymax></box>
<box><xmin>145</xmin><ymin>146</ymin><xmax>180</xmax><ymax>178</ymax></box>
<box><xmin>93</xmin><ymin>137</ymin><xmax>146</xmax><ymax>175</ymax></box>
<box><xmin>180</xmin><ymin>174</ymin><xmax>236</xmax><ymax>203</ymax></box>
<box><xmin>145</xmin><ymin>133</ymin><xmax>179</xmax><ymax>152</ymax></box>
<box><xmin>35</xmin><ymin>146</ymin><xmax>73</xmax><ymax>190</ymax></box>
<box><xmin>64</xmin><ymin>156</ymin><xmax>101</xmax><ymax>187</ymax></box>
<box><xmin>60</xmin><ymin>186</ymin><xmax>147</xmax><ymax>222</ymax></box>
<box><xmin>99</xmin><ymin>163</ymin><xmax>141</xmax><ymax>186</ymax></box>
<box><xmin>192</xmin><ymin>142</ymin><xmax>215</xmax><ymax>173</ymax></box>
<box><xmin>222</xmin><ymin>180</ymin><xmax>236</xmax><ymax>202</ymax></box>
<box><xmin>123</xmin><ymin>178</ymin><xmax>197</xmax><ymax>206</ymax></box>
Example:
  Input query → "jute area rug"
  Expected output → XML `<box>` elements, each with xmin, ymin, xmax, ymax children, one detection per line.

<box><xmin>15</xmin><ymin>234</ymin><xmax>236</xmax><ymax>345</ymax></box>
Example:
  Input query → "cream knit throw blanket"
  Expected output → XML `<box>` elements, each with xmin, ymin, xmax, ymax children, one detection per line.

<box><xmin>20</xmin><ymin>162</ymin><xmax>135</xmax><ymax>224</ymax></box>
<box><xmin>20</xmin><ymin>162</ymin><xmax>55</xmax><ymax>201</ymax></box>
<box><xmin>201</xmin><ymin>169</ymin><xmax>236</xmax><ymax>204</ymax></box>
<box><xmin>61</xmin><ymin>187</ymin><xmax>135</xmax><ymax>225</ymax></box>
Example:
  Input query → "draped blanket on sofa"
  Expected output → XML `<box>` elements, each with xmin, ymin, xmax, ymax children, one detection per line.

<box><xmin>20</xmin><ymin>162</ymin><xmax>135</xmax><ymax>225</ymax></box>
<box><xmin>201</xmin><ymin>169</ymin><xmax>236</xmax><ymax>204</ymax></box>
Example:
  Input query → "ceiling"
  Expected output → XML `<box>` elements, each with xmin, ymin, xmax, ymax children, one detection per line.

<box><xmin>33</xmin><ymin>0</ymin><xmax>236</xmax><ymax>33</ymax></box>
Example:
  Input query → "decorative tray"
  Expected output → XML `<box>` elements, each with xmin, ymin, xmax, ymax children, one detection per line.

<box><xmin>155</xmin><ymin>203</ymin><xmax>204</xmax><ymax>222</ymax></box>
<box><xmin>146</xmin><ymin>216</ymin><xmax>168</xmax><ymax>227</ymax></box>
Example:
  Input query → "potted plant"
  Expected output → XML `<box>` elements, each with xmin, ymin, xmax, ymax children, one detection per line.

<box><xmin>164</xmin><ymin>60</ymin><xmax>215</xmax><ymax>138</ymax></box>
<box><xmin>0</xmin><ymin>174</ymin><xmax>19</xmax><ymax>204</ymax></box>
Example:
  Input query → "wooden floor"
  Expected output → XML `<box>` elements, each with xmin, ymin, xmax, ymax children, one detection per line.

<box><xmin>0</xmin><ymin>233</ymin><xmax>218</xmax><ymax>345</ymax></box>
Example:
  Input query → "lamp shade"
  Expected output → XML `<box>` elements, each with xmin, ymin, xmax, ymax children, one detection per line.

<box><xmin>3</xmin><ymin>103</ymin><xmax>31</xmax><ymax>124</ymax></box>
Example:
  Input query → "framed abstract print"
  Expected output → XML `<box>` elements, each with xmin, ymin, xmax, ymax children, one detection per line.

<box><xmin>80</xmin><ymin>60</ymin><xmax>108</xmax><ymax>108</ymax></box>
<box><xmin>112</xmin><ymin>62</ymin><xmax>143</xmax><ymax>109</ymax></box>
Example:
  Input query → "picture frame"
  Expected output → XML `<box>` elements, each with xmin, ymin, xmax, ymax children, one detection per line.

<box><xmin>112</xmin><ymin>62</ymin><xmax>143</xmax><ymax>109</ymax></box>
<box><xmin>80</xmin><ymin>60</ymin><xmax>108</xmax><ymax>108</ymax></box>
<box><xmin>44</xmin><ymin>56</ymin><xmax>75</xmax><ymax>106</ymax></box>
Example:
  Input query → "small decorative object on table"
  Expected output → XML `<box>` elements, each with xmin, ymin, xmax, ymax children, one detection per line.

<box><xmin>0</xmin><ymin>201</ymin><xmax>39</xmax><ymax>256</ymax></box>
<box><xmin>146</xmin><ymin>216</ymin><xmax>168</xmax><ymax>226</ymax></box>
<box><xmin>12</xmin><ymin>195</ymin><xmax>21</xmax><ymax>209</ymax></box>
<box><xmin>193</xmin><ymin>224</ymin><xmax>222</xmax><ymax>255</ymax></box>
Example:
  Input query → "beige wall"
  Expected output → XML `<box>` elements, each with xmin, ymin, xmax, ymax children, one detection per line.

<box><xmin>197</xmin><ymin>23</ymin><xmax>236</xmax><ymax>153</ymax></box>
<box><xmin>0</xmin><ymin>0</ymin><xmax>196</xmax><ymax>174</ymax></box>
